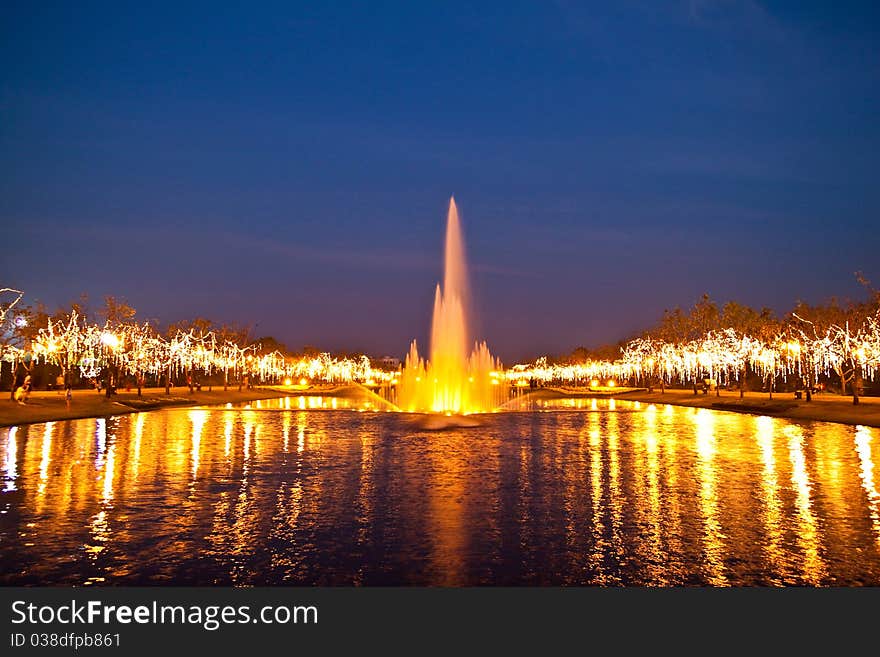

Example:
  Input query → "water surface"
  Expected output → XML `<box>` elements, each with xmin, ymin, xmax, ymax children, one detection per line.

<box><xmin>1</xmin><ymin>397</ymin><xmax>879</xmax><ymax>585</ymax></box>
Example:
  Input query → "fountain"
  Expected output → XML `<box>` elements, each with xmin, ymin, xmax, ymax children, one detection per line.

<box><xmin>397</xmin><ymin>197</ymin><xmax>504</xmax><ymax>415</ymax></box>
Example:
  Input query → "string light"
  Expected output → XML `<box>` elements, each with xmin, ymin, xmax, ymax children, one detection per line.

<box><xmin>6</xmin><ymin>286</ymin><xmax>880</xmax><ymax>392</ymax></box>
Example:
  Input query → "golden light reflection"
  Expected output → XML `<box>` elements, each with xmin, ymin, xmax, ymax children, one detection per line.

<box><xmin>693</xmin><ymin>409</ymin><xmax>728</xmax><ymax>585</ymax></box>
<box><xmin>102</xmin><ymin>441</ymin><xmax>115</xmax><ymax>503</ymax></box>
<box><xmin>784</xmin><ymin>424</ymin><xmax>826</xmax><ymax>584</ymax></box>
<box><xmin>95</xmin><ymin>419</ymin><xmax>106</xmax><ymax>470</ymax></box>
<box><xmin>243</xmin><ymin>416</ymin><xmax>254</xmax><ymax>476</ymax></box>
<box><xmin>854</xmin><ymin>425</ymin><xmax>880</xmax><ymax>549</ymax></box>
<box><xmin>642</xmin><ymin>405</ymin><xmax>664</xmax><ymax>584</ymax></box>
<box><xmin>132</xmin><ymin>413</ymin><xmax>145</xmax><ymax>481</ymax></box>
<box><xmin>189</xmin><ymin>410</ymin><xmax>207</xmax><ymax>479</ymax></box>
<box><xmin>86</xmin><ymin>510</ymin><xmax>109</xmax><ymax>557</ymax></box>
<box><xmin>6</xmin><ymin>398</ymin><xmax>880</xmax><ymax>586</ymax></box>
<box><xmin>224</xmin><ymin>416</ymin><xmax>233</xmax><ymax>459</ymax></box>
<box><xmin>297</xmin><ymin>417</ymin><xmax>306</xmax><ymax>454</ymax></box>
<box><xmin>427</xmin><ymin>439</ymin><xmax>469</xmax><ymax>586</ymax></box>
<box><xmin>587</xmin><ymin>412</ymin><xmax>606</xmax><ymax>581</ymax></box>
<box><xmin>755</xmin><ymin>416</ymin><xmax>784</xmax><ymax>578</ymax></box>
<box><xmin>3</xmin><ymin>427</ymin><xmax>17</xmax><ymax>492</ymax></box>
<box><xmin>658</xmin><ymin>405</ymin><xmax>682</xmax><ymax>576</ymax></box>
<box><xmin>606</xmin><ymin>412</ymin><xmax>624</xmax><ymax>575</ymax></box>
<box><xmin>37</xmin><ymin>422</ymin><xmax>53</xmax><ymax>498</ymax></box>
<box><xmin>282</xmin><ymin>413</ymin><xmax>291</xmax><ymax>453</ymax></box>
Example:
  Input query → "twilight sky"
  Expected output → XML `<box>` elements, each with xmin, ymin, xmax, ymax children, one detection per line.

<box><xmin>2</xmin><ymin>1</ymin><xmax>878</xmax><ymax>361</ymax></box>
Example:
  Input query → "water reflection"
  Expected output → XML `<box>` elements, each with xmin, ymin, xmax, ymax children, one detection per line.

<box><xmin>606</xmin><ymin>411</ymin><xmax>624</xmax><ymax>581</ymax></box>
<box><xmin>693</xmin><ymin>409</ymin><xmax>728</xmax><ymax>586</ymax></box>
<box><xmin>640</xmin><ymin>404</ymin><xmax>664</xmax><ymax>584</ymax></box>
<box><xmin>784</xmin><ymin>424</ymin><xmax>826</xmax><ymax>583</ymax></box>
<box><xmin>37</xmin><ymin>423</ymin><xmax>53</xmax><ymax>498</ymax></box>
<box><xmin>190</xmin><ymin>410</ymin><xmax>207</xmax><ymax>479</ymax></box>
<box><xmin>854</xmin><ymin>426</ymin><xmax>880</xmax><ymax>549</ymax></box>
<box><xmin>3</xmin><ymin>426</ymin><xmax>17</xmax><ymax>492</ymax></box>
<box><xmin>755</xmin><ymin>416</ymin><xmax>784</xmax><ymax>580</ymax></box>
<box><xmin>0</xmin><ymin>398</ymin><xmax>879</xmax><ymax>585</ymax></box>
<box><xmin>586</xmin><ymin>413</ymin><xmax>606</xmax><ymax>582</ymax></box>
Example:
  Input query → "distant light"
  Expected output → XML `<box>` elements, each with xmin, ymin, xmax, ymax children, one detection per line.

<box><xmin>299</xmin><ymin>378</ymin><xmax>308</xmax><ymax>386</ymax></box>
<box><xmin>284</xmin><ymin>377</ymin><xmax>292</xmax><ymax>386</ymax></box>
<box><xmin>14</xmin><ymin>315</ymin><xmax>27</xmax><ymax>328</ymax></box>
<box><xmin>607</xmin><ymin>380</ymin><xmax>616</xmax><ymax>388</ymax></box>
<box><xmin>590</xmin><ymin>379</ymin><xmax>599</xmax><ymax>387</ymax></box>
<box><xmin>101</xmin><ymin>332</ymin><xmax>119</xmax><ymax>349</ymax></box>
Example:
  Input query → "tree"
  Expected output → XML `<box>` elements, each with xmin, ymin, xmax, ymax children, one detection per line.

<box><xmin>98</xmin><ymin>295</ymin><xmax>136</xmax><ymax>325</ymax></box>
<box><xmin>788</xmin><ymin>300</ymin><xmax>847</xmax><ymax>402</ymax></box>
<box><xmin>214</xmin><ymin>323</ymin><xmax>248</xmax><ymax>391</ymax></box>
<box><xmin>1</xmin><ymin>288</ymin><xmax>25</xmax><ymax>397</ymax></box>
<box><xmin>98</xmin><ymin>296</ymin><xmax>137</xmax><ymax>397</ymax></box>
<box><xmin>164</xmin><ymin>318</ymin><xmax>215</xmax><ymax>394</ymax></box>
<box><xmin>719</xmin><ymin>302</ymin><xmax>774</xmax><ymax>398</ymax></box>
<box><xmin>251</xmin><ymin>336</ymin><xmax>289</xmax><ymax>356</ymax></box>
<box><xmin>32</xmin><ymin>311</ymin><xmax>91</xmax><ymax>394</ymax></box>
<box><xmin>654</xmin><ymin>294</ymin><xmax>719</xmax><ymax>393</ymax></box>
<box><xmin>689</xmin><ymin>294</ymin><xmax>720</xmax><ymax>339</ymax></box>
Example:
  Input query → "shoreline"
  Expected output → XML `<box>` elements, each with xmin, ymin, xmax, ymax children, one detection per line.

<box><xmin>0</xmin><ymin>385</ymin><xmax>352</xmax><ymax>428</ymax></box>
<box><xmin>3</xmin><ymin>383</ymin><xmax>879</xmax><ymax>429</ymax></box>
<box><xmin>612</xmin><ymin>388</ymin><xmax>880</xmax><ymax>428</ymax></box>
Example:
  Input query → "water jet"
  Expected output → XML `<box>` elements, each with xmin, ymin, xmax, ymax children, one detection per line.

<box><xmin>397</xmin><ymin>198</ymin><xmax>504</xmax><ymax>414</ymax></box>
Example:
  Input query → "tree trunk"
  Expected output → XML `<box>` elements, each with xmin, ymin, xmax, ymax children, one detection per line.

<box><xmin>806</xmin><ymin>371</ymin><xmax>813</xmax><ymax>402</ymax></box>
<box><xmin>165</xmin><ymin>365</ymin><xmax>171</xmax><ymax>395</ymax></box>
<box><xmin>224</xmin><ymin>368</ymin><xmax>228</xmax><ymax>391</ymax></box>
<box><xmin>835</xmin><ymin>366</ymin><xmax>849</xmax><ymax>397</ymax></box>
<box><xmin>853</xmin><ymin>364</ymin><xmax>862</xmax><ymax>406</ymax></box>
<box><xmin>9</xmin><ymin>359</ymin><xmax>17</xmax><ymax>400</ymax></box>
<box><xmin>739</xmin><ymin>365</ymin><xmax>746</xmax><ymax>399</ymax></box>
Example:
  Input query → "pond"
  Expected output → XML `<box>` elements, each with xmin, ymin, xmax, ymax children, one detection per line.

<box><xmin>1</xmin><ymin>397</ymin><xmax>879</xmax><ymax>585</ymax></box>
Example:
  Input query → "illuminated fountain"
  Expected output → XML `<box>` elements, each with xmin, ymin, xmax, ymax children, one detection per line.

<box><xmin>397</xmin><ymin>197</ymin><xmax>504</xmax><ymax>414</ymax></box>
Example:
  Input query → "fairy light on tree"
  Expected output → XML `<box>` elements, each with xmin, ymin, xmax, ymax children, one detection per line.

<box><xmin>5</xmin><ymin>284</ymin><xmax>880</xmax><ymax>402</ymax></box>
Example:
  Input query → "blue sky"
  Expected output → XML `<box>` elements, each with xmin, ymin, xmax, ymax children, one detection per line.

<box><xmin>2</xmin><ymin>1</ymin><xmax>878</xmax><ymax>360</ymax></box>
